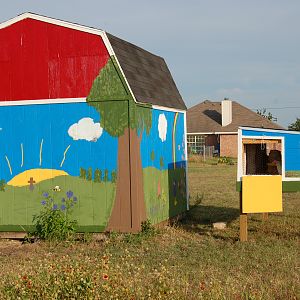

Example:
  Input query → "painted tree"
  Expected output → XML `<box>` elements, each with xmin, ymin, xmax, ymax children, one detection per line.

<box><xmin>94</xmin><ymin>169</ymin><xmax>102</xmax><ymax>183</ymax></box>
<box><xmin>79</xmin><ymin>168</ymin><xmax>86</xmax><ymax>179</ymax></box>
<box><xmin>87</xmin><ymin>167</ymin><xmax>92</xmax><ymax>181</ymax></box>
<box><xmin>87</xmin><ymin>57</ymin><xmax>152</xmax><ymax>231</ymax></box>
<box><xmin>104</xmin><ymin>169</ymin><xmax>109</xmax><ymax>182</ymax></box>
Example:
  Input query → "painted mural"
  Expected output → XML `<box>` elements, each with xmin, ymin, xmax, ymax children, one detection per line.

<box><xmin>141</xmin><ymin>109</ymin><xmax>187</xmax><ymax>225</ymax></box>
<box><xmin>0</xmin><ymin>16</ymin><xmax>188</xmax><ymax>232</ymax></box>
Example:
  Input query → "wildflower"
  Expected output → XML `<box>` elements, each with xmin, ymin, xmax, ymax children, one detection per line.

<box><xmin>41</xmin><ymin>200</ymin><xmax>46</xmax><ymax>206</ymax></box>
<box><xmin>73</xmin><ymin>196</ymin><xmax>77</xmax><ymax>202</ymax></box>
<box><xmin>66</xmin><ymin>190</ymin><xmax>73</xmax><ymax>198</ymax></box>
<box><xmin>61</xmin><ymin>198</ymin><xmax>66</xmax><ymax>203</ymax></box>
<box><xmin>61</xmin><ymin>205</ymin><xmax>66</xmax><ymax>211</ymax></box>
<box><xmin>52</xmin><ymin>204</ymin><xmax>58</xmax><ymax>210</ymax></box>
<box><xmin>43</xmin><ymin>192</ymin><xmax>49</xmax><ymax>198</ymax></box>
<box><xmin>102</xmin><ymin>274</ymin><xmax>109</xmax><ymax>280</ymax></box>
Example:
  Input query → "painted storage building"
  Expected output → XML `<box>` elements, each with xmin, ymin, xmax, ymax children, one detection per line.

<box><xmin>0</xmin><ymin>13</ymin><xmax>188</xmax><ymax>233</ymax></box>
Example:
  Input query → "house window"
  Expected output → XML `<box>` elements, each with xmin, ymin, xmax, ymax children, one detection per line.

<box><xmin>187</xmin><ymin>135</ymin><xmax>205</xmax><ymax>154</ymax></box>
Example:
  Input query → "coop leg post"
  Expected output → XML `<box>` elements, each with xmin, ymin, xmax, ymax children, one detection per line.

<box><xmin>239</xmin><ymin>191</ymin><xmax>248</xmax><ymax>242</ymax></box>
<box><xmin>240</xmin><ymin>214</ymin><xmax>248</xmax><ymax>242</ymax></box>
<box><xmin>262</xmin><ymin>213</ymin><xmax>268</xmax><ymax>221</ymax></box>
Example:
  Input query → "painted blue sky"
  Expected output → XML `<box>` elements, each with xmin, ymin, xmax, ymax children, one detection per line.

<box><xmin>0</xmin><ymin>103</ymin><xmax>118</xmax><ymax>182</ymax></box>
<box><xmin>1</xmin><ymin>1</ymin><xmax>300</xmax><ymax>127</ymax></box>
<box><xmin>0</xmin><ymin>103</ymin><xmax>184</xmax><ymax>182</ymax></box>
<box><xmin>141</xmin><ymin>109</ymin><xmax>185</xmax><ymax>170</ymax></box>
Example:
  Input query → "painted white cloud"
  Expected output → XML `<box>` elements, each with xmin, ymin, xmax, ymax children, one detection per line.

<box><xmin>158</xmin><ymin>113</ymin><xmax>167</xmax><ymax>142</ymax></box>
<box><xmin>68</xmin><ymin>118</ymin><xmax>103</xmax><ymax>142</ymax></box>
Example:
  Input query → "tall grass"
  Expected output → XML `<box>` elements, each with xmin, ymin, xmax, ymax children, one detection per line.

<box><xmin>0</xmin><ymin>161</ymin><xmax>299</xmax><ymax>299</ymax></box>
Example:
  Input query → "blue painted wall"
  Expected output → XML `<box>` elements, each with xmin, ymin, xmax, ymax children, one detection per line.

<box><xmin>0</xmin><ymin>102</ymin><xmax>118</xmax><ymax>182</ymax></box>
<box><xmin>141</xmin><ymin>109</ymin><xmax>186</xmax><ymax>170</ymax></box>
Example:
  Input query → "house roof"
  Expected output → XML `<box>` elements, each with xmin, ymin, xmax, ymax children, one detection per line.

<box><xmin>187</xmin><ymin>100</ymin><xmax>284</xmax><ymax>133</ymax></box>
<box><xmin>0</xmin><ymin>13</ymin><xmax>186</xmax><ymax>110</ymax></box>
<box><xmin>107</xmin><ymin>33</ymin><xmax>186</xmax><ymax>110</ymax></box>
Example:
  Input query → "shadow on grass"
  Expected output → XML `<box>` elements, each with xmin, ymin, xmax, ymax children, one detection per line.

<box><xmin>178</xmin><ymin>204</ymin><xmax>240</xmax><ymax>240</ymax></box>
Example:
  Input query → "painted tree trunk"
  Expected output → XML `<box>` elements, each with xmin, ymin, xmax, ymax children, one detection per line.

<box><xmin>129</xmin><ymin>128</ymin><xmax>147</xmax><ymax>231</ymax></box>
<box><xmin>106</xmin><ymin>128</ymin><xmax>146</xmax><ymax>232</ymax></box>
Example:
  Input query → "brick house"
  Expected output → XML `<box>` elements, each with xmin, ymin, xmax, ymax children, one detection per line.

<box><xmin>187</xmin><ymin>100</ymin><xmax>284</xmax><ymax>157</ymax></box>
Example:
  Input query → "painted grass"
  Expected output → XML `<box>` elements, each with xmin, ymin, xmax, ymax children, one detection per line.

<box><xmin>0</xmin><ymin>176</ymin><xmax>116</xmax><ymax>229</ymax></box>
<box><xmin>143</xmin><ymin>167</ymin><xmax>187</xmax><ymax>225</ymax></box>
<box><xmin>0</xmin><ymin>161</ymin><xmax>299</xmax><ymax>299</ymax></box>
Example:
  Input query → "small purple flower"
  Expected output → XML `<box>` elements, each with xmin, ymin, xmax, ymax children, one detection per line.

<box><xmin>73</xmin><ymin>196</ymin><xmax>77</xmax><ymax>203</ymax></box>
<box><xmin>43</xmin><ymin>192</ymin><xmax>49</xmax><ymax>198</ymax></box>
<box><xmin>61</xmin><ymin>205</ymin><xmax>66</xmax><ymax>211</ymax></box>
<box><xmin>66</xmin><ymin>190</ymin><xmax>73</xmax><ymax>198</ymax></box>
<box><xmin>41</xmin><ymin>200</ymin><xmax>46</xmax><ymax>206</ymax></box>
<box><xmin>61</xmin><ymin>198</ymin><xmax>66</xmax><ymax>203</ymax></box>
<box><xmin>52</xmin><ymin>204</ymin><xmax>58</xmax><ymax>210</ymax></box>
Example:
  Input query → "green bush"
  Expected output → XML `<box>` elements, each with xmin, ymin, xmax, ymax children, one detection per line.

<box><xmin>32</xmin><ymin>190</ymin><xmax>78</xmax><ymax>242</ymax></box>
<box><xmin>218</xmin><ymin>156</ymin><xmax>233</xmax><ymax>165</ymax></box>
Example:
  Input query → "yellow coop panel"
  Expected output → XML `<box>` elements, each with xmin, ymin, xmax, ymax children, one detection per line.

<box><xmin>242</xmin><ymin>175</ymin><xmax>282</xmax><ymax>213</ymax></box>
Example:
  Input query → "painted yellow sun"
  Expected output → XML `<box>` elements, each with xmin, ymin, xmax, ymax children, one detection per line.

<box><xmin>8</xmin><ymin>169</ymin><xmax>68</xmax><ymax>187</ymax></box>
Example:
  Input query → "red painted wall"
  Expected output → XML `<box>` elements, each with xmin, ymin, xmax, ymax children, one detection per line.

<box><xmin>0</xmin><ymin>18</ymin><xmax>110</xmax><ymax>101</ymax></box>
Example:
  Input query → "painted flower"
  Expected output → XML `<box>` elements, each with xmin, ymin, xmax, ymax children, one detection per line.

<box><xmin>73</xmin><ymin>196</ymin><xmax>77</xmax><ymax>202</ymax></box>
<box><xmin>66</xmin><ymin>190</ymin><xmax>73</xmax><ymax>198</ymax></box>
<box><xmin>61</xmin><ymin>205</ymin><xmax>66</xmax><ymax>211</ymax></box>
<box><xmin>52</xmin><ymin>204</ymin><xmax>58</xmax><ymax>210</ymax></box>
<box><xmin>43</xmin><ymin>192</ymin><xmax>49</xmax><ymax>198</ymax></box>
<box><xmin>41</xmin><ymin>200</ymin><xmax>46</xmax><ymax>206</ymax></box>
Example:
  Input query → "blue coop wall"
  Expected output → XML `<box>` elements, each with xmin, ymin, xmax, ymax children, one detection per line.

<box><xmin>241</xmin><ymin>128</ymin><xmax>300</xmax><ymax>173</ymax></box>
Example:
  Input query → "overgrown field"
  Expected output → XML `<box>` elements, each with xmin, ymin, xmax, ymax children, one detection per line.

<box><xmin>0</xmin><ymin>160</ymin><xmax>299</xmax><ymax>299</ymax></box>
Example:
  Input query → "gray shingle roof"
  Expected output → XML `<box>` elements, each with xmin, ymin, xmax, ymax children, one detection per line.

<box><xmin>187</xmin><ymin>100</ymin><xmax>284</xmax><ymax>133</ymax></box>
<box><xmin>107</xmin><ymin>33</ymin><xmax>186</xmax><ymax>110</ymax></box>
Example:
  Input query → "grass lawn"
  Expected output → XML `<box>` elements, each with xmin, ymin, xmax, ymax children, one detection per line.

<box><xmin>0</xmin><ymin>160</ymin><xmax>299</xmax><ymax>299</ymax></box>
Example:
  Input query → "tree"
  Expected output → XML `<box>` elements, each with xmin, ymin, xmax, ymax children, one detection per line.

<box><xmin>288</xmin><ymin>118</ymin><xmax>300</xmax><ymax>131</ymax></box>
<box><xmin>257</xmin><ymin>108</ymin><xmax>277</xmax><ymax>122</ymax></box>
<box><xmin>87</xmin><ymin>57</ymin><xmax>152</xmax><ymax>231</ymax></box>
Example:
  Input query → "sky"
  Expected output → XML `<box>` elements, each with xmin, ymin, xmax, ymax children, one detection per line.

<box><xmin>1</xmin><ymin>0</ymin><xmax>299</xmax><ymax>127</ymax></box>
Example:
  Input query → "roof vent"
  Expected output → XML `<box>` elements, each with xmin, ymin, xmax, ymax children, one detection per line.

<box><xmin>222</xmin><ymin>99</ymin><xmax>232</xmax><ymax>127</ymax></box>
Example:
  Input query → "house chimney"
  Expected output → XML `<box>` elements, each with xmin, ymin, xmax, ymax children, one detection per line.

<box><xmin>221</xmin><ymin>99</ymin><xmax>232</xmax><ymax>126</ymax></box>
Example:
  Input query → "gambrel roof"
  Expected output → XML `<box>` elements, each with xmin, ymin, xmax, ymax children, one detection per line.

<box><xmin>0</xmin><ymin>13</ymin><xmax>186</xmax><ymax>110</ymax></box>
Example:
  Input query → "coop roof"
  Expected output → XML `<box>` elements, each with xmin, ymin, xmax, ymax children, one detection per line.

<box><xmin>106</xmin><ymin>33</ymin><xmax>186</xmax><ymax>110</ymax></box>
<box><xmin>187</xmin><ymin>100</ymin><xmax>284</xmax><ymax>134</ymax></box>
<box><xmin>0</xmin><ymin>13</ymin><xmax>186</xmax><ymax>111</ymax></box>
